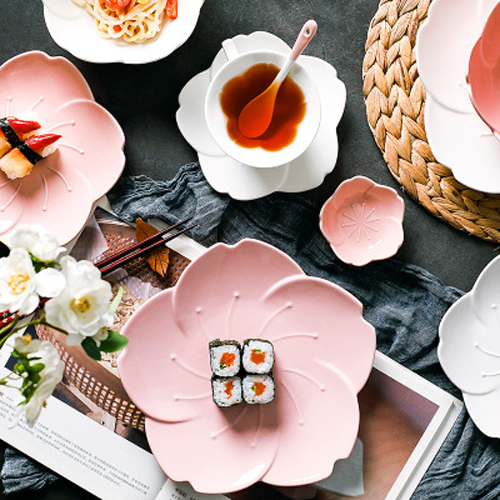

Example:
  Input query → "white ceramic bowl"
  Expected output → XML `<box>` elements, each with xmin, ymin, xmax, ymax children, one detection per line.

<box><xmin>205</xmin><ymin>50</ymin><xmax>321</xmax><ymax>168</ymax></box>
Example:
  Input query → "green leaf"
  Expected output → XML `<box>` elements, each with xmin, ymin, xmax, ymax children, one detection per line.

<box><xmin>29</xmin><ymin>363</ymin><xmax>45</xmax><ymax>374</ymax></box>
<box><xmin>109</xmin><ymin>287</ymin><xmax>124</xmax><ymax>315</ymax></box>
<box><xmin>29</xmin><ymin>253</ymin><xmax>58</xmax><ymax>272</ymax></box>
<box><xmin>81</xmin><ymin>338</ymin><xmax>102</xmax><ymax>361</ymax></box>
<box><xmin>98</xmin><ymin>330</ymin><xmax>129</xmax><ymax>353</ymax></box>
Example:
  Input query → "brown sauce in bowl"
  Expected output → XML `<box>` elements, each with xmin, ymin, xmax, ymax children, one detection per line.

<box><xmin>219</xmin><ymin>63</ymin><xmax>307</xmax><ymax>151</ymax></box>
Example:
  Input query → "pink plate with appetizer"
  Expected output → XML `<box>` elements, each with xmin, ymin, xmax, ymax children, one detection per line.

<box><xmin>117</xmin><ymin>239</ymin><xmax>376</xmax><ymax>494</ymax></box>
<box><xmin>0</xmin><ymin>51</ymin><xmax>125</xmax><ymax>245</ymax></box>
<box><xmin>42</xmin><ymin>0</ymin><xmax>205</xmax><ymax>64</ymax></box>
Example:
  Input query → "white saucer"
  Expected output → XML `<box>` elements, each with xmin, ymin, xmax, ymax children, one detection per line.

<box><xmin>176</xmin><ymin>31</ymin><xmax>346</xmax><ymax>200</ymax></box>
<box><xmin>415</xmin><ymin>0</ymin><xmax>500</xmax><ymax>193</ymax></box>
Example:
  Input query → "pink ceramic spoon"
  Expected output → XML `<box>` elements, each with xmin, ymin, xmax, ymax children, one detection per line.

<box><xmin>238</xmin><ymin>20</ymin><xmax>318</xmax><ymax>139</ymax></box>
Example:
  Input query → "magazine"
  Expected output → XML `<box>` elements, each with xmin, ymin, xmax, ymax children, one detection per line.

<box><xmin>0</xmin><ymin>208</ymin><xmax>463</xmax><ymax>500</ymax></box>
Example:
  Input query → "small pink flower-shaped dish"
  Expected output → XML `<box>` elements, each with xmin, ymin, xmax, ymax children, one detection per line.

<box><xmin>117</xmin><ymin>239</ymin><xmax>376</xmax><ymax>494</ymax></box>
<box><xmin>0</xmin><ymin>51</ymin><xmax>125</xmax><ymax>245</ymax></box>
<box><xmin>319</xmin><ymin>176</ymin><xmax>405</xmax><ymax>266</ymax></box>
<box><xmin>439</xmin><ymin>255</ymin><xmax>500</xmax><ymax>437</ymax></box>
<box><xmin>468</xmin><ymin>2</ymin><xmax>500</xmax><ymax>138</ymax></box>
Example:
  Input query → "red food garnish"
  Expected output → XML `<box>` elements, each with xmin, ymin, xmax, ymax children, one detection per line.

<box><xmin>7</xmin><ymin>117</ymin><xmax>41</xmax><ymax>135</ymax></box>
<box><xmin>166</xmin><ymin>0</ymin><xmax>178</xmax><ymax>19</ymax></box>
<box><xmin>250</xmin><ymin>349</ymin><xmax>266</xmax><ymax>365</ymax></box>
<box><xmin>105</xmin><ymin>0</ymin><xmax>131</xmax><ymax>9</ymax></box>
<box><xmin>220</xmin><ymin>351</ymin><xmax>236</xmax><ymax>367</ymax></box>
<box><xmin>113</xmin><ymin>25</ymin><xmax>122</xmax><ymax>33</ymax></box>
<box><xmin>224</xmin><ymin>380</ymin><xmax>234</xmax><ymax>398</ymax></box>
<box><xmin>253</xmin><ymin>382</ymin><xmax>266</xmax><ymax>397</ymax></box>
<box><xmin>25</xmin><ymin>134</ymin><xmax>61</xmax><ymax>153</ymax></box>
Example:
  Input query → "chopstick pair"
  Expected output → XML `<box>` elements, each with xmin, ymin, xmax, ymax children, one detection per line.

<box><xmin>96</xmin><ymin>216</ymin><xmax>195</xmax><ymax>276</ymax></box>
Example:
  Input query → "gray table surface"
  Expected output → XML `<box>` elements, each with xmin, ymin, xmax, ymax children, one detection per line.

<box><xmin>1</xmin><ymin>0</ymin><xmax>498</xmax><ymax>498</ymax></box>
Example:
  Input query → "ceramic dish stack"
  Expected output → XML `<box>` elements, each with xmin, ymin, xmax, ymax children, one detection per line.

<box><xmin>363</xmin><ymin>0</ymin><xmax>500</xmax><ymax>244</ymax></box>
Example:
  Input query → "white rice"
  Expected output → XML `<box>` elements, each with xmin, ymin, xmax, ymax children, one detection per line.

<box><xmin>242</xmin><ymin>339</ymin><xmax>274</xmax><ymax>374</ymax></box>
<box><xmin>242</xmin><ymin>374</ymin><xmax>275</xmax><ymax>404</ymax></box>
<box><xmin>212</xmin><ymin>376</ymin><xmax>242</xmax><ymax>407</ymax></box>
<box><xmin>209</xmin><ymin>341</ymin><xmax>241</xmax><ymax>377</ymax></box>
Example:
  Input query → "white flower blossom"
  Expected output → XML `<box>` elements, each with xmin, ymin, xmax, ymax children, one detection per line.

<box><xmin>44</xmin><ymin>256</ymin><xmax>113</xmax><ymax>346</ymax></box>
<box><xmin>14</xmin><ymin>335</ymin><xmax>64</xmax><ymax>427</ymax></box>
<box><xmin>0</xmin><ymin>249</ymin><xmax>65</xmax><ymax>315</ymax></box>
<box><xmin>7</xmin><ymin>225</ymin><xmax>65</xmax><ymax>263</ymax></box>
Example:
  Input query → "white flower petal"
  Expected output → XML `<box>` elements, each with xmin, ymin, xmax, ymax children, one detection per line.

<box><xmin>35</xmin><ymin>268</ymin><xmax>66</xmax><ymax>298</ymax></box>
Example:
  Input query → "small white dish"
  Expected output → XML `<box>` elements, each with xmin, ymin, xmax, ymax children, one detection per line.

<box><xmin>415</xmin><ymin>0</ymin><xmax>500</xmax><ymax>193</ymax></box>
<box><xmin>205</xmin><ymin>50</ymin><xmax>321</xmax><ymax>169</ymax></box>
<box><xmin>41</xmin><ymin>0</ymin><xmax>205</xmax><ymax>64</ymax></box>
<box><xmin>176</xmin><ymin>31</ymin><xmax>346</xmax><ymax>200</ymax></box>
<box><xmin>439</xmin><ymin>255</ymin><xmax>500</xmax><ymax>437</ymax></box>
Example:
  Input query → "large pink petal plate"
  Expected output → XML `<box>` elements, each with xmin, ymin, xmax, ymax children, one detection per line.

<box><xmin>118</xmin><ymin>239</ymin><xmax>376</xmax><ymax>493</ymax></box>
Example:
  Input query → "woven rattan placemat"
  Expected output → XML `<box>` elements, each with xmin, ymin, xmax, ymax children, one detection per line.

<box><xmin>363</xmin><ymin>0</ymin><xmax>500</xmax><ymax>243</ymax></box>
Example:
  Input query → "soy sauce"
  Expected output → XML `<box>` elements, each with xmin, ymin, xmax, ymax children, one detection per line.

<box><xmin>220</xmin><ymin>63</ymin><xmax>306</xmax><ymax>151</ymax></box>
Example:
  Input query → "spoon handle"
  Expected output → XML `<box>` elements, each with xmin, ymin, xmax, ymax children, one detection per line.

<box><xmin>290</xmin><ymin>20</ymin><xmax>318</xmax><ymax>61</ymax></box>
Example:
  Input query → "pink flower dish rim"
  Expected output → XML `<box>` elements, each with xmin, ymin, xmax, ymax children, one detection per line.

<box><xmin>319</xmin><ymin>175</ymin><xmax>405</xmax><ymax>266</ymax></box>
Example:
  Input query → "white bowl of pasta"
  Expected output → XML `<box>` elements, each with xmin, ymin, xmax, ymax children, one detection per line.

<box><xmin>41</xmin><ymin>0</ymin><xmax>205</xmax><ymax>64</ymax></box>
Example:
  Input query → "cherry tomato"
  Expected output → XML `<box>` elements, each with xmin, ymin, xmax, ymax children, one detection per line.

<box><xmin>104</xmin><ymin>0</ymin><xmax>131</xmax><ymax>10</ymax></box>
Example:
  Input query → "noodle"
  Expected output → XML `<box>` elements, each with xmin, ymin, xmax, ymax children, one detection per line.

<box><xmin>73</xmin><ymin>0</ymin><xmax>171</xmax><ymax>44</ymax></box>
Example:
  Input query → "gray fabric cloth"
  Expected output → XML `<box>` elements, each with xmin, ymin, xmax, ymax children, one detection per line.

<box><xmin>1</xmin><ymin>447</ymin><xmax>59</xmax><ymax>494</ymax></box>
<box><xmin>3</xmin><ymin>162</ymin><xmax>500</xmax><ymax>498</ymax></box>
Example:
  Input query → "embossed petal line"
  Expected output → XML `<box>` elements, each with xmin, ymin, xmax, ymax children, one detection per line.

<box><xmin>342</xmin><ymin>212</ymin><xmax>356</xmax><ymax>222</ymax></box>
<box><xmin>48</xmin><ymin>167</ymin><xmax>72</xmax><ymax>192</ymax></box>
<box><xmin>474</xmin><ymin>342</ymin><xmax>500</xmax><ymax>358</ymax></box>
<box><xmin>173</xmin><ymin>392</ymin><xmax>212</xmax><ymax>401</ymax></box>
<box><xmin>273</xmin><ymin>332</ymin><xmax>319</xmax><ymax>342</ymax></box>
<box><xmin>41</xmin><ymin>174</ymin><xmax>48</xmax><ymax>211</ymax></box>
<box><xmin>0</xmin><ymin>182</ymin><xmax>21</xmax><ymax>212</ymax></box>
<box><xmin>5</xmin><ymin>96</ymin><xmax>12</xmax><ymax>115</ymax></box>
<box><xmin>481</xmin><ymin>370</ymin><xmax>500</xmax><ymax>378</ymax></box>
<box><xmin>170</xmin><ymin>353</ymin><xmax>210</xmax><ymax>380</ymax></box>
<box><xmin>59</xmin><ymin>143</ymin><xmax>85</xmax><ymax>155</ymax></box>
<box><xmin>46</xmin><ymin>120</ymin><xmax>76</xmax><ymax>132</ymax></box>
<box><xmin>195</xmin><ymin>307</ymin><xmax>212</xmax><ymax>341</ymax></box>
<box><xmin>284</xmin><ymin>368</ymin><xmax>326</xmax><ymax>391</ymax></box>
<box><xmin>258</xmin><ymin>301</ymin><xmax>293</xmax><ymax>336</ymax></box>
<box><xmin>29</xmin><ymin>96</ymin><xmax>44</xmax><ymax>111</ymax></box>
<box><xmin>279</xmin><ymin>381</ymin><xmax>304</xmax><ymax>425</ymax></box>
<box><xmin>227</xmin><ymin>291</ymin><xmax>240</xmax><ymax>336</ymax></box>
<box><xmin>211</xmin><ymin>406</ymin><xmax>248</xmax><ymax>439</ymax></box>
<box><xmin>251</xmin><ymin>406</ymin><xmax>262</xmax><ymax>449</ymax></box>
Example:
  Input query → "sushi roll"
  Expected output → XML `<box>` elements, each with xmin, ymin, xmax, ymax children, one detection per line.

<box><xmin>209</xmin><ymin>339</ymin><xmax>241</xmax><ymax>377</ymax></box>
<box><xmin>212</xmin><ymin>376</ymin><xmax>242</xmax><ymax>407</ymax></box>
<box><xmin>242</xmin><ymin>374</ymin><xmax>275</xmax><ymax>405</ymax></box>
<box><xmin>0</xmin><ymin>116</ymin><xmax>41</xmax><ymax>158</ymax></box>
<box><xmin>0</xmin><ymin>133</ymin><xmax>61</xmax><ymax>180</ymax></box>
<box><xmin>242</xmin><ymin>338</ymin><xmax>274</xmax><ymax>374</ymax></box>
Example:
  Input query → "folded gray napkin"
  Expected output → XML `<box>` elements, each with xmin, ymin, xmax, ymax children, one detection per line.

<box><xmin>3</xmin><ymin>162</ymin><xmax>500</xmax><ymax>499</ymax></box>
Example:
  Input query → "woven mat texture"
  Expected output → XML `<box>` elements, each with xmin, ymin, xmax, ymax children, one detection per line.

<box><xmin>363</xmin><ymin>0</ymin><xmax>500</xmax><ymax>243</ymax></box>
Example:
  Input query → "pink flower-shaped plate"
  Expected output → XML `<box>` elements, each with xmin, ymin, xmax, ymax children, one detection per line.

<box><xmin>319</xmin><ymin>176</ymin><xmax>404</xmax><ymax>266</ymax></box>
<box><xmin>0</xmin><ymin>51</ymin><xmax>125</xmax><ymax>244</ymax></box>
<box><xmin>468</xmin><ymin>2</ymin><xmax>500</xmax><ymax>138</ymax></box>
<box><xmin>117</xmin><ymin>239</ymin><xmax>376</xmax><ymax>493</ymax></box>
<box><xmin>439</xmin><ymin>255</ymin><xmax>500</xmax><ymax>437</ymax></box>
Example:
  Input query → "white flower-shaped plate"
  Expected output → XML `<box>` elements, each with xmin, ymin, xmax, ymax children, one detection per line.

<box><xmin>0</xmin><ymin>51</ymin><xmax>125</xmax><ymax>244</ymax></box>
<box><xmin>415</xmin><ymin>0</ymin><xmax>500</xmax><ymax>193</ymax></box>
<box><xmin>176</xmin><ymin>31</ymin><xmax>346</xmax><ymax>200</ymax></box>
<box><xmin>41</xmin><ymin>0</ymin><xmax>205</xmax><ymax>64</ymax></box>
<box><xmin>439</xmin><ymin>255</ymin><xmax>500</xmax><ymax>437</ymax></box>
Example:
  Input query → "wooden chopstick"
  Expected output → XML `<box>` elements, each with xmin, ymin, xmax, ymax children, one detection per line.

<box><xmin>95</xmin><ymin>216</ymin><xmax>193</xmax><ymax>270</ymax></box>
<box><xmin>98</xmin><ymin>223</ymin><xmax>196</xmax><ymax>277</ymax></box>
